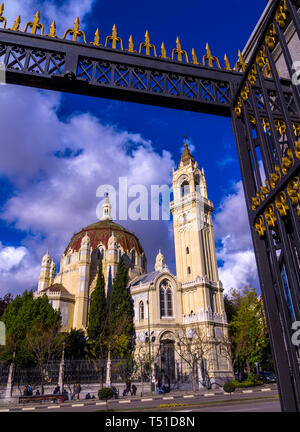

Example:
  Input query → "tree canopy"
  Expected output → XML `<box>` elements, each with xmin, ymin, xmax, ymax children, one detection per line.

<box><xmin>86</xmin><ymin>257</ymin><xmax>108</xmax><ymax>359</ymax></box>
<box><xmin>226</xmin><ymin>286</ymin><xmax>271</xmax><ymax>375</ymax></box>
<box><xmin>108</xmin><ymin>256</ymin><xmax>135</xmax><ymax>358</ymax></box>
<box><xmin>0</xmin><ymin>290</ymin><xmax>61</xmax><ymax>365</ymax></box>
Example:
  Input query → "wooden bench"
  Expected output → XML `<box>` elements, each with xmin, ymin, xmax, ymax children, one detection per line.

<box><xmin>19</xmin><ymin>394</ymin><xmax>64</xmax><ymax>404</ymax></box>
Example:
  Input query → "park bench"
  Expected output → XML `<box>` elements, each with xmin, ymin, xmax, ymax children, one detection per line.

<box><xmin>19</xmin><ymin>394</ymin><xmax>64</xmax><ymax>404</ymax></box>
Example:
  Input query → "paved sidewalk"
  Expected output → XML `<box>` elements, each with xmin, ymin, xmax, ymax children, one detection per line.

<box><xmin>0</xmin><ymin>384</ymin><xmax>277</xmax><ymax>411</ymax></box>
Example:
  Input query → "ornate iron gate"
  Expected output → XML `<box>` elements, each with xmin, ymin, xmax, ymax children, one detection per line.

<box><xmin>0</xmin><ymin>0</ymin><xmax>299</xmax><ymax>411</ymax></box>
<box><xmin>232</xmin><ymin>0</ymin><xmax>300</xmax><ymax>412</ymax></box>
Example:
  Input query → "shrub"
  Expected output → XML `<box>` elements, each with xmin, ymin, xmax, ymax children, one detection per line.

<box><xmin>223</xmin><ymin>382</ymin><xmax>236</xmax><ymax>394</ymax></box>
<box><xmin>232</xmin><ymin>374</ymin><xmax>262</xmax><ymax>388</ymax></box>
<box><xmin>98</xmin><ymin>387</ymin><xmax>114</xmax><ymax>401</ymax></box>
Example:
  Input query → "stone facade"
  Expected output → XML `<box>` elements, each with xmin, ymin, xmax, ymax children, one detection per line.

<box><xmin>35</xmin><ymin>141</ymin><xmax>234</xmax><ymax>387</ymax></box>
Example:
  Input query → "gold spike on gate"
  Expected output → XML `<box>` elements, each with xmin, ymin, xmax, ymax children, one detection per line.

<box><xmin>224</xmin><ymin>54</ymin><xmax>231</xmax><ymax>71</ymax></box>
<box><xmin>172</xmin><ymin>37</ymin><xmax>188</xmax><ymax>63</ymax></box>
<box><xmin>24</xmin><ymin>10</ymin><xmax>44</xmax><ymax>35</ymax></box>
<box><xmin>0</xmin><ymin>3</ymin><xmax>7</xmax><ymax>29</ymax></box>
<box><xmin>160</xmin><ymin>42</ymin><xmax>169</xmax><ymax>59</ymax></box>
<box><xmin>235</xmin><ymin>50</ymin><xmax>247</xmax><ymax>72</ymax></box>
<box><xmin>202</xmin><ymin>43</ymin><xmax>220</xmax><ymax>68</ymax></box>
<box><xmin>191</xmin><ymin>48</ymin><xmax>199</xmax><ymax>65</ymax></box>
<box><xmin>105</xmin><ymin>24</ymin><xmax>123</xmax><ymax>50</ymax></box>
<box><xmin>139</xmin><ymin>30</ymin><xmax>157</xmax><ymax>56</ymax></box>
<box><xmin>9</xmin><ymin>16</ymin><xmax>21</xmax><ymax>31</ymax></box>
<box><xmin>90</xmin><ymin>28</ymin><xmax>102</xmax><ymax>46</ymax></box>
<box><xmin>63</xmin><ymin>17</ymin><xmax>87</xmax><ymax>43</ymax></box>
<box><xmin>46</xmin><ymin>21</ymin><xmax>58</xmax><ymax>38</ymax></box>
<box><xmin>126</xmin><ymin>35</ymin><xmax>136</xmax><ymax>53</ymax></box>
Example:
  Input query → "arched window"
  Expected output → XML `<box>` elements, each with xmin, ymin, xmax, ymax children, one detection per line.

<box><xmin>186</xmin><ymin>247</ymin><xmax>189</xmax><ymax>254</ymax></box>
<box><xmin>187</xmin><ymin>266</ymin><xmax>191</xmax><ymax>274</ymax></box>
<box><xmin>139</xmin><ymin>301</ymin><xmax>144</xmax><ymax>321</ymax></box>
<box><xmin>181</xmin><ymin>181</ymin><xmax>190</xmax><ymax>197</ymax></box>
<box><xmin>131</xmin><ymin>250</ymin><xmax>136</xmax><ymax>265</ymax></box>
<box><xmin>159</xmin><ymin>280</ymin><xmax>173</xmax><ymax>318</ymax></box>
<box><xmin>166</xmin><ymin>288</ymin><xmax>173</xmax><ymax>316</ymax></box>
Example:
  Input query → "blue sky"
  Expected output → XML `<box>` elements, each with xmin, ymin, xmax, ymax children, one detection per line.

<box><xmin>0</xmin><ymin>0</ymin><xmax>266</xmax><ymax>296</ymax></box>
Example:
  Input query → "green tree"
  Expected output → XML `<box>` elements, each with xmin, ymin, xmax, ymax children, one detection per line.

<box><xmin>108</xmin><ymin>256</ymin><xmax>135</xmax><ymax>359</ymax></box>
<box><xmin>86</xmin><ymin>257</ymin><xmax>108</xmax><ymax>386</ymax></box>
<box><xmin>63</xmin><ymin>329</ymin><xmax>87</xmax><ymax>359</ymax></box>
<box><xmin>228</xmin><ymin>286</ymin><xmax>269</xmax><ymax>375</ymax></box>
<box><xmin>27</xmin><ymin>323</ymin><xmax>63</xmax><ymax>394</ymax></box>
<box><xmin>0</xmin><ymin>293</ymin><xmax>13</xmax><ymax>318</ymax></box>
<box><xmin>87</xmin><ymin>258</ymin><xmax>108</xmax><ymax>356</ymax></box>
<box><xmin>0</xmin><ymin>290</ymin><xmax>61</xmax><ymax>365</ymax></box>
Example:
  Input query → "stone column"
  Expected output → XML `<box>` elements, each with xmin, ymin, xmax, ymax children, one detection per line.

<box><xmin>105</xmin><ymin>350</ymin><xmax>112</xmax><ymax>387</ymax></box>
<box><xmin>197</xmin><ymin>359</ymin><xmax>204</xmax><ymax>390</ymax></box>
<box><xmin>5</xmin><ymin>352</ymin><xmax>15</xmax><ymax>399</ymax></box>
<box><xmin>58</xmin><ymin>343</ymin><xmax>65</xmax><ymax>392</ymax></box>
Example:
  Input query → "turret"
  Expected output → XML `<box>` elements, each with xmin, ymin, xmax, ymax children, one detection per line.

<box><xmin>73</xmin><ymin>233</ymin><xmax>91</xmax><ymax>329</ymax></box>
<box><xmin>38</xmin><ymin>251</ymin><xmax>51</xmax><ymax>292</ymax></box>
<box><xmin>49</xmin><ymin>259</ymin><xmax>56</xmax><ymax>285</ymax></box>
<box><xmin>101</xmin><ymin>193</ymin><xmax>112</xmax><ymax>221</ymax></box>
<box><xmin>154</xmin><ymin>250</ymin><xmax>168</xmax><ymax>272</ymax></box>
<box><xmin>106</xmin><ymin>231</ymin><xmax>119</xmax><ymax>286</ymax></box>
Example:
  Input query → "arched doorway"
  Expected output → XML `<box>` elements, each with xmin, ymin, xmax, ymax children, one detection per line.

<box><xmin>159</xmin><ymin>332</ymin><xmax>176</xmax><ymax>385</ymax></box>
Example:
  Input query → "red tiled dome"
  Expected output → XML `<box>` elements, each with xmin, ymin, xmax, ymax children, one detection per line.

<box><xmin>64</xmin><ymin>220</ymin><xmax>145</xmax><ymax>256</ymax></box>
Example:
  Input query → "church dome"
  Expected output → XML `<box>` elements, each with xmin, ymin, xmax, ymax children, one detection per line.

<box><xmin>64</xmin><ymin>220</ymin><xmax>145</xmax><ymax>256</ymax></box>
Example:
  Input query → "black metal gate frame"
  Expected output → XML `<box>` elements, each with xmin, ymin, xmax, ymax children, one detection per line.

<box><xmin>0</xmin><ymin>0</ymin><xmax>299</xmax><ymax>411</ymax></box>
<box><xmin>232</xmin><ymin>0</ymin><xmax>300</xmax><ymax>412</ymax></box>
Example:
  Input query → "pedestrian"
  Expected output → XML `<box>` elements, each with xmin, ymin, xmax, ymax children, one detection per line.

<box><xmin>23</xmin><ymin>386</ymin><xmax>28</xmax><ymax>396</ymax></box>
<box><xmin>28</xmin><ymin>384</ymin><xmax>33</xmax><ymax>396</ymax></box>
<box><xmin>75</xmin><ymin>383</ymin><xmax>81</xmax><ymax>400</ymax></box>
<box><xmin>131</xmin><ymin>384</ymin><xmax>137</xmax><ymax>396</ymax></box>
<box><xmin>125</xmin><ymin>379</ymin><xmax>131</xmax><ymax>395</ymax></box>
<box><xmin>36</xmin><ymin>389</ymin><xmax>40</xmax><ymax>396</ymax></box>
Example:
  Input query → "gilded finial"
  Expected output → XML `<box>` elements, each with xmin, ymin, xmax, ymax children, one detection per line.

<box><xmin>139</xmin><ymin>30</ymin><xmax>157</xmax><ymax>56</ymax></box>
<box><xmin>62</xmin><ymin>17</ymin><xmax>87</xmax><ymax>43</ymax></box>
<box><xmin>224</xmin><ymin>54</ymin><xmax>231</xmax><ymax>71</ymax></box>
<box><xmin>46</xmin><ymin>21</ymin><xmax>58</xmax><ymax>38</ymax></box>
<box><xmin>126</xmin><ymin>35</ymin><xmax>136</xmax><ymax>53</ymax></box>
<box><xmin>160</xmin><ymin>42</ymin><xmax>169</xmax><ymax>59</ymax></box>
<box><xmin>24</xmin><ymin>10</ymin><xmax>44</xmax><ymax>35</ymax></box>
<box><xmin>172</xmin><ymin>36</ymin><xmax>188</xmax><ymax>63</ymax></box>
<box><xmin>0</xmin><ymin>3</ymin><xmax>7</xmax><ymax>29</ymax></box>
<box><xmin>235</xmin><ymin>50</ymin><xmax>247</xmax><ymax>72</ymax></box>
<box><xmin>90</xmin><ymin>28</ymin><xmax>102</xmax><ymax>46</ymax></box>
<box><xmin>202</xmin><ymin>43</ymin><xmax>221</xmax><ymax>68</ymax></box>
<box><xmin>191</xmin><ymin>48</ymin><xmax>199</xmax><ymax>65</ymax></box>
<box><xmin>105</xmin><ymin>24</ymin><xmax>123</xmax><ymax>50</ymax></box>
<box><xmin>9</xmin><ymin>16</ymin><xmax>21</xmax><ymax>31</ymax></box>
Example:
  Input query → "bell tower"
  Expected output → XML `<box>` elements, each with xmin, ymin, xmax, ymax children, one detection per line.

<box><xmin>170</xmin><ymin>138</ymin><xmax>219</xmax><ymax>284</ymax></box>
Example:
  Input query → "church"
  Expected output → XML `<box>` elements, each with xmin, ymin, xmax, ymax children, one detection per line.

<box><xmin>34</xmin><ymin>141</ymin><xmax>233</xmax><ymax>387</ymax></box>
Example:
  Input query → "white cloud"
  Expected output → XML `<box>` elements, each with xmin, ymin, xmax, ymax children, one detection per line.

<box><xmin>0</xmin><ymin>82</ymin><xmax>174</xmax><ymax>295</ymax></box>
<box><xmin>213</xmin><ymin>181</ymin><xmax>259</xmax><ymax>293</ymax></box>
<box><xmin>0</xmin><ymin>242</ymin><xmax>27</xmax><ymax>272</ymax></box>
